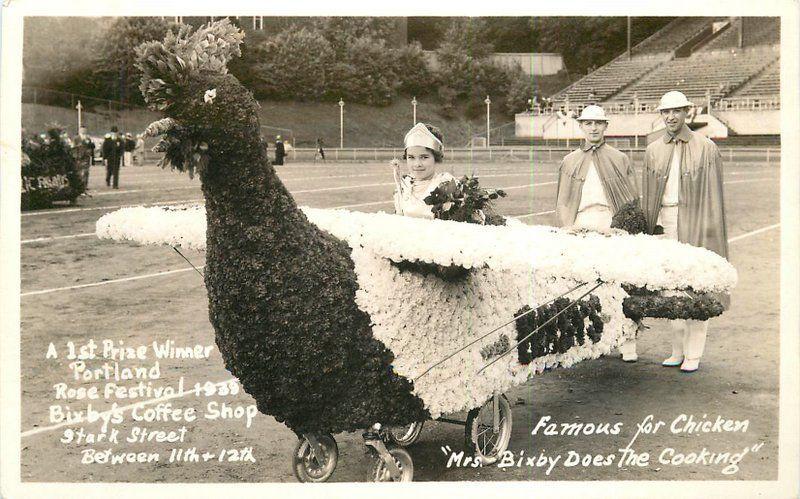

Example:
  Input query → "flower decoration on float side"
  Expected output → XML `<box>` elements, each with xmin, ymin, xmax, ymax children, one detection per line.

<box><xmin>97</xmin><ymin>204</ymin><xmax>736</xmax><ymax>418</ymax></box>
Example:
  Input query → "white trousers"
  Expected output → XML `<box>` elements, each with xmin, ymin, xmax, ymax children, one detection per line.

<box><xmin>669</xmin><ymin>319</ymin><xmax>708</xmax><ymax>360</ymax></box>
<box><xmin>574</xmin><ymin>205</ymin><xmax>612</xmax><ymax>230</ymax></box>
<box><xmin>658</xmin><ymin>205</ymin><xmax>679</xmax><ymax>239</ymax></box>
<box><xmin>660</xmin><ymin>205</ymin><xmax>708</xmax><ymax>360</ymax></box>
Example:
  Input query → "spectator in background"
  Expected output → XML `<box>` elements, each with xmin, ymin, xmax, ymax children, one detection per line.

<box><xmin>274</xmin><ymin>135</ymin><xmax>285</xmax><ymax>165</ymax></box>
<box><xmin>60</xmin><ymin>130</ymin><xmax>73</xmax><ymax>148</ymax></box>
<box><xmin>587</xmin><ymin>88</ymin><xmax>597</xmax><ymax>105</ymax></box>
<box><xmin>315</xmin><ymin>137</ymin><xmax>326</xmax><ymax>163</ymax></box>
<box><xmin>123</xmin><ymin>132</ymin><xmax>136</xmax><ymax>167</ymax></box>
<box><xmin>71</xmin><ymin>125</ymin><xmax>95</xmax><ymax>190</ymax></box>
<box><xmin>284</xmin><ymin>140</ymin><xmax>293</xmax><ymax>163</ymax></box>
<box><xmin>134</xmin><ymin>134</ymin><xmax>146</xmax><ymax>165</ymax></box>
<box><xmin>102</xmin><ymin>125</ymin><xmax>124</xmax><ymax>189</ymax></box>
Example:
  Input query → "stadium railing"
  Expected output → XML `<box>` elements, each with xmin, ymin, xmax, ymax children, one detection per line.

<box><xmin>179</xmin><ymin>146</ymin><xmax>776</xmax><ymax>166</ymax></box>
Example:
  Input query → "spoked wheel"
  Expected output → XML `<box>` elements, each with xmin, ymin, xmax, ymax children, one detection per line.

<box><xmin>292</xmin><ymin>433</ymin><xmax>338</xmax><ymax>483</ymax></box>
<box><xmin>386</xmin><ymin>421</ymin><xmax>425</xmax><ymax>447</ymax></box>
<box><xmin>465</xmin><ymin>393</ymin><xmax>513</xmax><ymax>465</ymax></box>
<box><xmin>371</xmin><ymin>446</ymin><xmax>414</xmax><ymax>482</ymax></box>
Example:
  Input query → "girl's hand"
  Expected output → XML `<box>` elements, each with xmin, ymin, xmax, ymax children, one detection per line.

<box><xmin>390</xmin><ymin>158</ymin><xmax>403</xmax><ymax>188</ymax></box>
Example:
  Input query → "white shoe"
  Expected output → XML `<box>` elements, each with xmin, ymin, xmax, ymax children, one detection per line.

<box><xmin>662</xmin><ymin>356</ymin><xmax>683</xmax><ymax>367</ymax></box>
<box><xmin>619</xmin><ymin>339</ymin><xmax>638</xmax><ymax>362</ymax></box>
<box><xmin>680</xmin><ymin>358</ymin><xmax>700</xmax><ymax>373</ymax></box>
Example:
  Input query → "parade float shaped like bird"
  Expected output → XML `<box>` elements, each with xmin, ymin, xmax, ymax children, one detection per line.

<box><xmin>96</xmin><ymin>21</ymin><xmax>737</xmax><ymax>480</ymax></box>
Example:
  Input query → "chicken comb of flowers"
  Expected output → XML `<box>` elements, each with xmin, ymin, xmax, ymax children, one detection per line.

<box><xmin>135</xmin><ymin>19</ymin><xmax>245</xmax><ymax>111</ymax></box>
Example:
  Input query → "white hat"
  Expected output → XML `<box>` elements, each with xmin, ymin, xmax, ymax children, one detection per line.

<box><xmin>656</xmin><ymin>91</ymin><xmax>694</xmax><ymax>111</ymax></box>
<box><xmin>404</xmin><ymin>122</ymin><xmax>443</xmax><ymax>153</ymax></box>
<box><xmin>576</xmin><ymin>105</ymin><xmax>609</xmax><ymax>122</ymax></box>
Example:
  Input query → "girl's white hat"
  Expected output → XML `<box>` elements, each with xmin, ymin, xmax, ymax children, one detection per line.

<box><xmin>404</xmin><ymin>123</ymin><xmax>443</xmax><ymax>153</ymax></box>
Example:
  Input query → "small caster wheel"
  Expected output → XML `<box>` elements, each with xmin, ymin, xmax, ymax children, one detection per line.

<box><xmin>292</xmin><ymin>433</ymin><xmax>338</xmax><ymax>483</ymax></box>
<box><xmin>386</xmin><ymin>421</ymin><xmax>424</xmax><ymax>447</ymax></box>
<box><xmin>371</xmin><ymin>446</ymin><xmax>414</xmax><ymax>482</ymax></box>
<box><xmin>465</xmin><ymin>393</ymin><xmax>512</xmax><ymax>465</ymax></box>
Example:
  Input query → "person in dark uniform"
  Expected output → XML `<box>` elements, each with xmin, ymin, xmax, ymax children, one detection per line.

<box><xmin>274</xmin><ymin>135</ymin><xmax>285</xmax><ymax>165</ymax></box>
<box><xmin>102</xmin><ymin>125</ymin><xmax>124</xmax><ymax>189</ymax></box>
<box><xmin>315</xmin><ymin>137</ymin><xmax>326</xmax><ymax>163</ymax></box>
<box><xmin>71</xmin><ymin>125</ymin><xmax>95</xmax><ymax>190</ymax></box>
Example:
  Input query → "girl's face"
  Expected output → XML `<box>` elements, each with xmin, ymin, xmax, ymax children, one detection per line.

<box><xmin>405</xmin><ymin>146</ymin><xmax>436</xmax><ymax>181</ymax></box>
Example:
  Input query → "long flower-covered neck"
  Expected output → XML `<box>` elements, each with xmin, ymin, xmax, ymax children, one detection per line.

<box><xmin>178</xmin><ymin>74</ymin><xmax>307</xmax><ymax>232</ymax></box>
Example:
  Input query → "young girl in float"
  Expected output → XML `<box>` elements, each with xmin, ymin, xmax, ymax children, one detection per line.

<box><xmin>554</xmin><ymin>105</ymin><xmax>641</xmax><ymax>361</ymax></box>
<box><xmin>391</xmin><ymin>123</ymin><xmax>454</xmax><ymax>219</ymax></box>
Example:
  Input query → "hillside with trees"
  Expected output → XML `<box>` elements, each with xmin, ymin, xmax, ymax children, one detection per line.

<box><xmin>21</xmin><ymin>16</ymin><xmax>669</xmax><ymax>143</ymax></box>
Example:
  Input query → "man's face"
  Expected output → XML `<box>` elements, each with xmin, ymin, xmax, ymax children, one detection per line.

<box><xmin>579</xmin><ymin>120</ymin><xmax>607</xmax><ymax>145</ymax></box>
<box><xmin>660</xmin><ymin>107</ymin><xmax>689</xmax><ymax>135</ymax></box>
<box><xmin>79</xmin><ymin>127</ymin><xmax>87</xmax><ymax>136</ymax></box>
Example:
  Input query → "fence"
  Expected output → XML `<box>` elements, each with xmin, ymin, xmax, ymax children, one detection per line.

<box><xmin>272</xmin><ymin>146</ymin><xmax>780</xmax><ymax>165</ymax></box>
<box><xmin>22</xmin><ymin>86</ymin><xmax>157</xmax><ymax>137</ymax></box>
<box><xmin>524</xmin><ymin>95</ymin><xmax>780</xmax><ymax>116</ymax></box>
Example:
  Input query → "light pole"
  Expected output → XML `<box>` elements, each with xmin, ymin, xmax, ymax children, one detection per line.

<box><xmin>411</xmin><ymin>96</ymin><xmax>417</xmax><ymax>126</ymax></box>
<box><xmin>484</xmin><ymin>95</ymin><xmax>491</xmax><ymax>147</ymax></box>
<box><xmin>76</xmin><ymin>100</ymin><xmax>83</xmax><ymax>130</ymax></box>
<box><xmin>338</xmin><ymin>98</ymin><xmax>344</xmax><ymax>149</ymax></box>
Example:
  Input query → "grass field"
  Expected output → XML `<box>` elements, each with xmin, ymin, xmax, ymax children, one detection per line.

<box><xmin>19</xmin><ymin>156</ymin><xmax>780</xmax><ymax>482</ymax></box>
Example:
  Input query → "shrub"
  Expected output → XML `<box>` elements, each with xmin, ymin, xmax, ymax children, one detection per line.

<box><xmin>392</xmin><ymin>41</ymin><xmax>435</xmax><ymax>97</ymax></box>
<box><xmin>253</xmin><ymin>28</ymin><xmax>334</xmax><ymax>101</ymax></box>
<box><xmin>326</xmin><ymin>37</ymin><xmax>398</xmax><ymax>106</ymax></box>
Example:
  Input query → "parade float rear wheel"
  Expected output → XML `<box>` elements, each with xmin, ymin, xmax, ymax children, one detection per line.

<box><xmin>465</xmin><ymin>394</ymin><xmax>512</xmax><ymax>465</ymax></box>
<box><xmin>292</xmin><ymin>433</ymin><xmax>338</xmax><ymax>483</ymax></box>
<box><xmin>387</xmin><ymin>421</ymin><xmax>425</xmax><ymax>447</ymax></box>
<box><xmin>370</xmin><ymin>446</ymin><xmax>414</xmax><ymax>482</ymax></box>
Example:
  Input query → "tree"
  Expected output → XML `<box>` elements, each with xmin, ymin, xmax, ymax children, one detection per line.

<box><xmin>95</xmin><ymin>17</ymin><xmax>178</xmax><ymax>105</ymax></box>
<box><xmin>327</xmin><ymin>36</ymin><xmax>398</xmax><ymax>106</ymax></box>
<box><xmin>228</xmin><ymin>29</ymin><xmax>270</xmax><ymax>94</ymax></box>
<box><xmin>391</xmin><ymin>41</ymin><xmax>435</xmax><ymax>96</ymax></box>
<box><xmin>253</xmin><ymin>28</ymin><xmax>334</xmax><ymax>101</ymax></box>
<box><xmin>312</xmin><ymin>17</ymin><xmax>397</xmax><ymax>57</ymax></box>
<box><xmin>504</xmin><ymin>69</ymin><xmax>534</xmax><ymax>115</ymax></box>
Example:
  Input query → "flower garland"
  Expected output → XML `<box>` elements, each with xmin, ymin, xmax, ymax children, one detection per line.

<box><xmin>621</xmin><ymin>286</ymin><xmax>726</xmax><ymax>322</ymax></box>
<box><xmin>515</xmin><ymin>296</ymin><xmax>604</xmax><ymax>365</ymax></box>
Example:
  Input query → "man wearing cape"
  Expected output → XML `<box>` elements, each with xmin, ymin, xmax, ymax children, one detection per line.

<box><xmin>642</xmin><ymin>90</ymin><xmax>730</xmax><ymax>373</ymax></box>
<box><xmin>555</xmin><ymin>106</ymin><xmax>639</xmax><ymax>228</ymax></box>
<box><xmin>555</xmin><ymin>105</ymin><xmax>640</xmax><ymax>362</ymax></box>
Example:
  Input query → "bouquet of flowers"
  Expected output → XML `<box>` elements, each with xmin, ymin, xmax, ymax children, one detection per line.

<box><xmin>424</xmin><ymin>176</ymin><xmax>507</xmax><ymax>226</ymax></box>
<box><xmin>610</xmin><ymin>200</ymin><xmax>648</xmax><ymax>234</ymax></box>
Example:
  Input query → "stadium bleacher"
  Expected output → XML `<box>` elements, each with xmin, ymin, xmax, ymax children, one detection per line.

<box><xmin>612</xmin><ymin>47</ymin><xmax>779</xmax><ymax>105</ymax></box>
<box><xmin>730</xmin><ymin>59</ymin><xmax>780</xmax><ymax>98</ymax></box>
<box><xmin>631</xmin><ymin>17</ymin><xmax>719</xmax><ymax>55</ymax></box>
<box><xmin>548</xmin><ymin>16</ymin><xmax>780</xmax><ymax>111</ymax></box>
<box><xmin>700</xmin><ymin>17</ymin><xmax>779</xmax><ymax>52</ymax></box>
<box><xmin>552</xmin><ymin>55</ymin><xmax>667</xmax><ymax>104</ymax></box>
